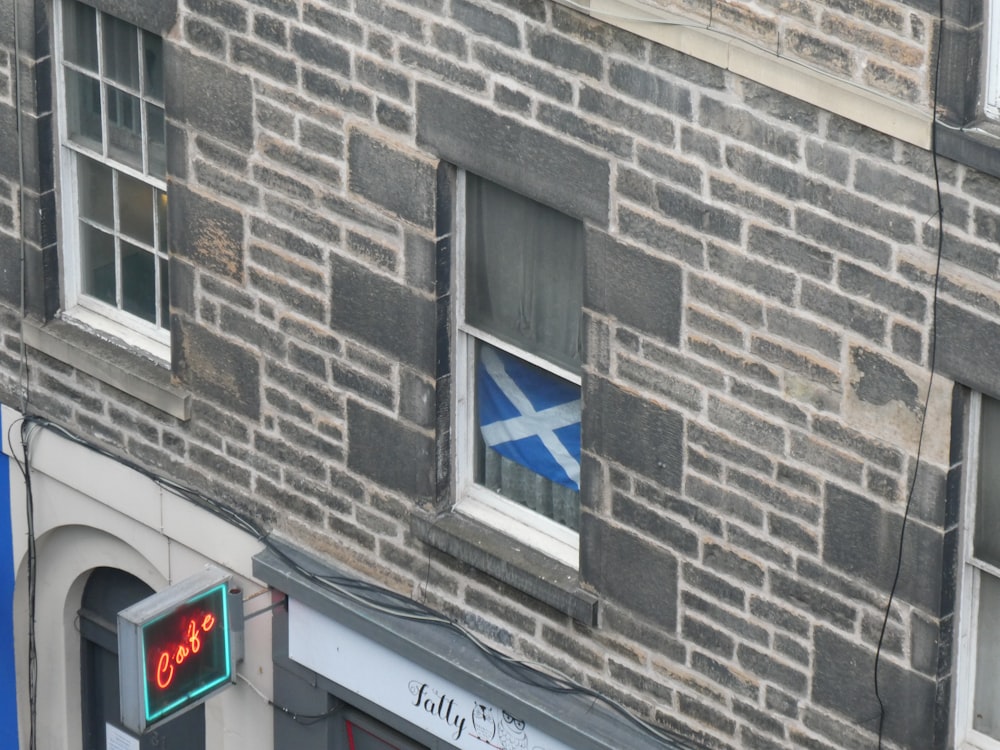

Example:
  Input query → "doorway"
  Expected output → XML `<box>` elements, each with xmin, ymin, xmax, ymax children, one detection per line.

<box><xmin>79</xmin><ymin>567</ymin><xmax>205</xmax><ymax>750</ymax></box>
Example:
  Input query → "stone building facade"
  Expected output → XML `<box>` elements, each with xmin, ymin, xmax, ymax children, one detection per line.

<box><xmin>2</xmin><ymin>0</ymin><xmax>999</xmax><ymax>747</ymax></box>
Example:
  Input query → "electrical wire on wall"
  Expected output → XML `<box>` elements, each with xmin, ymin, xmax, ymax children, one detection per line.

<box><xmin>10</xmin><ymin>0</ymin><xmax>38</xmax><ymax>746</ymax></box>
<box><xmin>7</xmin><ymin>418</ymin><xmax>40</xmax><ymax>750</ymax></box>
<box><xmin>12</xmin><ymin>414</ymin><xmax>700</xmax><ymax>750</ymax></box>
<box><xmin>872</xmin><ymin>0</ymin><xmax>947</xmax><ymax>745</ymax></box>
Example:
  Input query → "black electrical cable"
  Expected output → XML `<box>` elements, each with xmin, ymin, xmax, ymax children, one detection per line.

<box><xmin>8</xmin><ymin>418</ymin><xmax>38</xmax><ymax>750</ymax></box>
<box><xmin>872</xmin><ymin>2</ymin><xmax>946</xmax><ymax>745</ymax></box>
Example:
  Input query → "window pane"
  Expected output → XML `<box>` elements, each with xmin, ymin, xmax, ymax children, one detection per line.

<box><xmin>102</xmin><ymin>15</ymin><xmax>140</xmax><ymax>89</ymax></box>
<box><xmin>975</xmin><ymin>573</ymin><xmax>1000</xmax><ymax>738</ymax></box>
<box><xmin>77</xmin><ymin>156</ymin><xmax>113</xmax><ymax>228</ymax></box>
<box><xmin>147</xmin><ymin>103</ymin><xmax>166</xmax><ymax>179</ymax></box>
<box><xmin>80</xmin><ymin>224</ymin><xmax>116</xmax><ymax>306</ymax></box>
<box><xmin>975</xmin><ymin>396</ymin><xmax>1000</xmax><ymax>566</ymax></box>
<box><xmin>159</xmin><ymin>258</ymin><xmax>169</xmax><ymax>330</ymax></box>
<box><xmin>156</xmin><ymin>190</ymin><xmax>168</xmax><ymax>251</ymax></box>
<box><xmin>465</xmin><ymin>174</ymin><xmax>584</xmax><ymax>371</ymax></box>
<box><xmin>121</xmin><ymin>242</ymin><xmax>155</xmax><ymax>323</ymax></box>
<box><xmin>65</xmin><ymin>70</ymin><xmax>103</xmax><ymax>149</ymax></box>
<box><xmin>106</xmin><ymin>85</ymin><xmax>143</xmax><ymax>170</ymax></box>
<box><xmin>476</xmin><ymin>344</ymin><xmax>580</xmax><ymax>529</ymax></box>
<box><xmin>143</xmin><ymin>31</ymin><xmax>164</xmax><ymax>101</ymax></box>
<box><xmin>118</xmin><ymin>172</ymin><xmax>154</xmax><ymax>245</ymax></box>
<box><xmin>63</xmin><ymin>1</ymin><xmax>98</xmax><ymax>71</ymax></box>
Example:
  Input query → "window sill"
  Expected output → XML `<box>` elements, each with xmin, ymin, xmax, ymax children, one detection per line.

<box><xmin>411</xmin><ymin>506</ymin><xmax>599</xmax><ymax>626</ymax></box>
<box><xmin>23</xmin><ymin>318</ymin><xmax>191</xmax><ymax>420</ymax></box>
<box><xmin>934</xmin><ymin>120</ymin><xmax>1000</xmax><ymax>181</ymax></box>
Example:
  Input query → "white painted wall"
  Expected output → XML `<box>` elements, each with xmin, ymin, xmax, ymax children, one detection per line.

<box><xmin>2</xmin><ymin>405</ymin><xmax>274</xmax><ymax>750</ymax></box>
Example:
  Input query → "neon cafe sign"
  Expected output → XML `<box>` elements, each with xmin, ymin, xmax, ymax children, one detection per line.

<box><xmin>118</xmin><ymin>566</ymin><xmax>243</xmax><ymax>734</ymax></box>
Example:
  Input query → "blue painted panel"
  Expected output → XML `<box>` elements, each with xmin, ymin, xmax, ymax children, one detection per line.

<box><xmin>0</xmin><ymin>409</ymin><xmax>19</xmax><ymax>749</ymax></box>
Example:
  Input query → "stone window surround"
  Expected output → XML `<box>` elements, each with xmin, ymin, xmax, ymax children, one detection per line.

<box><xmin>934</xmin><ymin>0</ymin><xmax>1000</xmax><ymax>179</ymax></box>
<box><xmin>412</xmin><ymin>78</ymin><xmax>615</xmax><ymax>626</ymax></box>
<box><xmin>13</xmin><ymin>0</ymin><xmax>188</xmax><ymax>418</ymax></box>
<box><xmin>55</xmin><ymin>0</ymin><xmax>171</xmax><ymax>355</ymax></box>
<box><xmin>414</xmin><ymin>162</ymin><xmax>601</xmax><ymax>627</ymax></box>
<box><xmin>411</xmin><ymin>80</ymin><xmax>687</xmax><ymax>629</ymax></box>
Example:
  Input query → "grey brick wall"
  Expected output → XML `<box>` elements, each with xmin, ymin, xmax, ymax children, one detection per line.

<box><xmin>5</xmin><ymin>0</ymin><xmax>1000</xmax><ymax>747</ymax></box>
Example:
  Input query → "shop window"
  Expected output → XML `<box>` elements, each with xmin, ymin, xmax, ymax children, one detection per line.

<box><xmin>56</xmin><ymin>0</ymin><xmax>169</xmax><ymax>358</ymax></box>
<box><xmin>340</xmin><ymin>710</ymin><xmax>428</xmax><ymax>750</ymax></box>
<box><xmin>453</xmin><ymin>170</ymin><xmax>584</xmax><ymax>568</ymax></box>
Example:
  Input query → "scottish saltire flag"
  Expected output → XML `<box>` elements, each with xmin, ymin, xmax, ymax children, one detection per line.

<box><xmin>478</xmin><ymin>345</ymin><xmax>581</xmax><ymax>491</ymax></box>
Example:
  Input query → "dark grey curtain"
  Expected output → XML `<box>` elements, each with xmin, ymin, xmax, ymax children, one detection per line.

<box><xmin>465</xmin><ymin>173</ymin><xmax>584</xmax><ymax>372</ymax></box>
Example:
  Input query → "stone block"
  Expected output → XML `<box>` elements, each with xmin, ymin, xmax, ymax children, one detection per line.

<box><xmin>850</xmin><ymin>346</ymin><xmax>921</xmax><ymax>413</ymax></box>
<box><xmin>608</xmin><ymin>60</ymin><xmax>693</xmax><ymax>117</ymax></box>
<box><xmin>537</xmin><ymin>103</ymin><xmax>633</xmax><ymax>158</ymax></box>
<box><xmin>580</xmin><ymin>515</ymin><xmax>678</xmax><ymax>630</ymax></box>
<box><xmin>813</xmin><ymin>626</ymin><xmax>935</xmax><ymax>748</ymax></box>
<box><xmin>348</xmin><ymin>131</ymin><xmax>436</xmax><ymax>228</ymax></box>
<box><xmin>937</xmin><ymin>301</ymin><xmax>1000</xmax><ymax>400</ymax></box>
<box><xmin>583</xmin><ymin>375</ymin><xmax>683</xmax><ymax>490</ymax></box>
<box><xmin>330</xmin><ymin>254</ymin><xmax>435</xmax><ymax>375</ymax></box>
<box><xmin>173</xmin><ymin>317</ymin><xmax>260</xmax><ymax>419</ymax></box>
<box><xmin>168</xmin><ymin>183</ymin><xmax>245</xmax><ymax>281</ymax></box>
<box><xmin>0</xmin><ymin>230</ymin><xmax>18</xmax><ymax>307</ymax></box>
<box><xmin>347</xmin><ymin>400</ymin><xmax>433</xmax><ymax>499</ymax></box>
<box><xmin>452</xmin><ymin>0</ymin><xmax>519</xmax><ymax>46</ymax></box>
<box><xmin>584</xmin><ymin>229</ymin><xmax>682</xmax><ymax>344</ymax></box>
<box><xmin>82</xmin><ymin>0</ymin><xmax>178</xmax><ymax>33</ymax></box>
<box><xmin>291</xmin><ymin>28</ymin><xmax>351</xmax><ymax>77</ymax></box>
<box><xmin>0</xmin><ymin>0</ymin><xmax>14</xmax><ymax>47</ymax></box>
<box><xmin>700</xmin><ymin>97</ymin><xmax>800</xmax><ymax>158</ymax></box>
<box><xmin>823</xmin><ymin>483</ymin><xmax>944</xmax><ymax>614</ymax></box>
<box><xmin>0</xmin><ymin>103</ymin><xmax>17</xmax><ymax>181</ymax></box>
<box><xmin>165</xmin><ymin>46</ymin><xmax>254</xmax><ymax>149</ymax></box>
<box><xmin>528</xmin><ymin>28</ymin><xmax>603</xmax><ymax>78</ymax></box>
<box><xmin>473</xmin><ymin>43</ymin><xmax>573</xmax><ymax>102</ymax></box>
<box><xmin>416</xmin><ymin>83</ymin><xmax>610</xmax><ymax>225</ymax></box>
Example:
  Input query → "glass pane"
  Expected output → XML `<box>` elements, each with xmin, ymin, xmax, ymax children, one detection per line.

<box><xmin>156</xmin><ymin>190</ymin><xmax>167</xmax><ymax>251</ymax></box>
<box><xmin>159</xmin><ymin>257</ymin><xmax>169</xmax><ymax>330</ymax></box>
<box><xmin>465</xmin><ymin>173</ymin><xmax>584</xmax><ymax>371</ymax></box>
<box><xmin>975</xmin><ymin>396</ymin><xmax>1000</xmax><ymax>566</ymax></box>
<box><xmin>63</xmin><ymin>1</ymin><xmax>98</xmax><ymax>71</ymax></box>
<box><xmin>143</xmin><ymin>31</ymin><xmax>164</xmax><ymax>101</ymax></box>
<box><xmin>65</xmin><ymin>70</ymin><xmax>103</xmax><ymax>149</ymax></box>
<box><xmin>106</xmin><ymin>85</ymin><xmax>143</xmax><ymax>170</ymax></box>
<box><xmin>121</xmin><ymin>241</ymin><xmax>155</xmax><ymax>323</ymax></box>
<box><xmin>147</xmin><ymin>103</ymin><xmax>166</xmax><ymax>179</ymax></box>
<box><xmin>118</xmin><ymin>172</ymin><xmax>154</xmax><ymax>245</ymax></box>
<box><xmin>475</xmin><ymin>343</ymin><xmax>581</xmax><ymax>529</ymax></box>
<box><xmin>80</xmin><ymin>224</ymin><xmax>116</xmax><ymax>306</ymax></box>
<box><xmin>102</xmin><ymin>14</ymin><xmax>140</xmax><ymax>89</ymax></box>
<box><xmin>77</xmin><ymin>156</ymin><xmax>113</xmax><ymax>228</ymax></box>
<box><xmin>975</xmin><ymin>573</ymin><xmax>1000</xmax><ymax>738</ymax></box>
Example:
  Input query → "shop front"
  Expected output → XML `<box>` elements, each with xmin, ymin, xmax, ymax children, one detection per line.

<box><xmin>254</xmin><ymin>543</ymin><xmax>696</xmax><ymax>750</ymax></box>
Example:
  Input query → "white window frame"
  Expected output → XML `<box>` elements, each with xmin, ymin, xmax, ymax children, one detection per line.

<box><xmin>54</xmin><ymin>0</ymin><xmax>170</xmax><ymax>361</ymax></box>
<box><xmin>986</xmin><ymin>0</ymin><xmax>1000</xmax><ymax>121</ymax></box>
<box><xmin>452</xmin><ymin>170</ymin><xmax>581</xmax><ymax>569</ymax></box>
<box><xmin>956</xmin><ymin>391</ymin><xmax>1000</xmax><ymax>750</ymax></box>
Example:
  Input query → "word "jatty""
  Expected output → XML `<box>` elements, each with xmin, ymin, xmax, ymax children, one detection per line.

<box><xmin>410</xmin><ymin>681</ymin><xmax>467</xmax><ymax>741</ymax></box>
<box><xmin>154</xmin><ymin>613</ymin><xmax>217</xmax><ymax>690</ymax></box>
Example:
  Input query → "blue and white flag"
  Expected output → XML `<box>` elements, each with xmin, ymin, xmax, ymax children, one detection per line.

<box><xmin>477</xmin><ymin>345</ymin><xmax>581</xmax><ymax>491</ymax></box>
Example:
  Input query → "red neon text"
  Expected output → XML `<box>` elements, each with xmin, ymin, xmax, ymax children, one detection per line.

<box><xmin>153</xmin><ymin>612</ymin><xmax>217</xmax><ymax>690</ymax></box>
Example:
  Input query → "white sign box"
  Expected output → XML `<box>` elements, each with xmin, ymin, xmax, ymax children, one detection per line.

<box><xmin>288</xmin><ymin>599</ymin><xmax>573</xmax><ymax>750</ymax></box>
